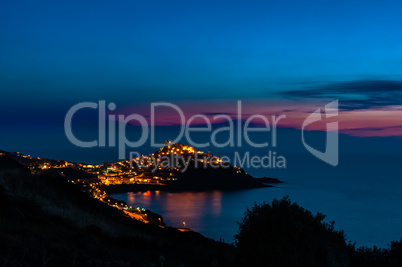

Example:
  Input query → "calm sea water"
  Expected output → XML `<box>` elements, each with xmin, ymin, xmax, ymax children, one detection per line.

<box><xmin>111</xmin><ymin>151</ymin><xmax>402</xmax><ymax>248</ymax></box>
<box><xmin>112</xmin><ymin>173</ymin><xmax>402</xmax><ymax>248</ymax></box>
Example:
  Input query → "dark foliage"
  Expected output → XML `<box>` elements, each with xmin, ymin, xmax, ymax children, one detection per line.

<box><xmin>348</xmin><ymin>238</ymin><xmax>402</xmax><ymax>267</ymax></box>
<box><xmin>234</xmin><ymin>196</ymin><xmax>350</xmax><ymax>266</ymax></box>
<box><xmin>235</xmin><ymin>196</ymin><xmax>402</xmax><ymax>267</ymax></box>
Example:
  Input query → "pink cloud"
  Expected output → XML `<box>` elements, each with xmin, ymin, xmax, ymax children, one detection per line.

<box><xmin>115</xmin><ymin>100</ymin><xmax>402</xmax><ymax>138</ymax></box>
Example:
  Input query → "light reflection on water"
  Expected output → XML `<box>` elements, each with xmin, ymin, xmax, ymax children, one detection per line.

<box><xmin>123</xmin><ymin>190</ymin><xmax>223</xmax><ymax>231</ymax></box>
<box><xmin>112</xmin><ymin>181</ymin><xmax>402</xmax><ymax>247</ymax></box>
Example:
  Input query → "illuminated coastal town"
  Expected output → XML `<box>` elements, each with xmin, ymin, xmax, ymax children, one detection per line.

<box><xmin>1</xmin><ymin>141</ymin><xmax>249</xmax><ymax>228</ymax></box>
<box><xmin>12</xmin><ymin>141</ymin><xmax>230</xmax><ymax>185</ymax></box>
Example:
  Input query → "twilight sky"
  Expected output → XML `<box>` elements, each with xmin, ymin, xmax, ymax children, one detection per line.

<box><xmin>1</xmin><ymin>0</ymin><xmax>402</xmax><ymax>160</ymax></box>
<box><xmin>3</xmin><ymin>1</ymin><xmax>402</xmax><ymax>248</ymax></box>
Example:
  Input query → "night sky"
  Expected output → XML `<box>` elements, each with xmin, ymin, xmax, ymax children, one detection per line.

<box><xmin>1</xmin><ymin>0</ymin><xmax>402</xmax><ymax>163</ymax></box>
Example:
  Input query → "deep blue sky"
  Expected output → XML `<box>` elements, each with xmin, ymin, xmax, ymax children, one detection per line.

<box><xmin>1</xmin><ymin>0</ymin><xmax>402</xmax><ymax>162</ymax></box>
<box><xmin>1</xmin><ymin>0</ymin><xmax>402</xmax><ymax>105</ymax></box>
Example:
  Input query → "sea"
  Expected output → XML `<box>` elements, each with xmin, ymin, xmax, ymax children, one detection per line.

<box><xmin>112</xmin><ymin>154</ymin><xmax>402</xmax><ymax>248</ymax></box>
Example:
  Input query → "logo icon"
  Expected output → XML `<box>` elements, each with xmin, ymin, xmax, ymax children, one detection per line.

<box><xmin>302</xmin><ymin>100</ymin><xmax>338</xmax><ymax>166</ymax></box>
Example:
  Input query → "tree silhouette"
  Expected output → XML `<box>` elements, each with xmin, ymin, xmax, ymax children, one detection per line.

<box><xmin>234</xmin><ymin>196</ymin><xmax>349</xmax><ymax>266</ymax></box>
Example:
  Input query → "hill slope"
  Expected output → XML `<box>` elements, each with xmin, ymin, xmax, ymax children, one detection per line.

<box><xmin>0</xmin><ymin>155</ymin><xmax>235</xmax><ymax>266</ymax></box>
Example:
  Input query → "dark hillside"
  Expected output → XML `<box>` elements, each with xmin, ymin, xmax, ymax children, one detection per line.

<box><xmin>0</xmin><ymin>155</ymin><xmax>235</xmax><ymax>266</ymax></box>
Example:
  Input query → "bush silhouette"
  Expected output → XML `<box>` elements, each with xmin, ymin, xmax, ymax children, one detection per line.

<box><xmin>234</xmin><ymin>196</ymin><xmax>349</xmax><ymax>266</ymax></box>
